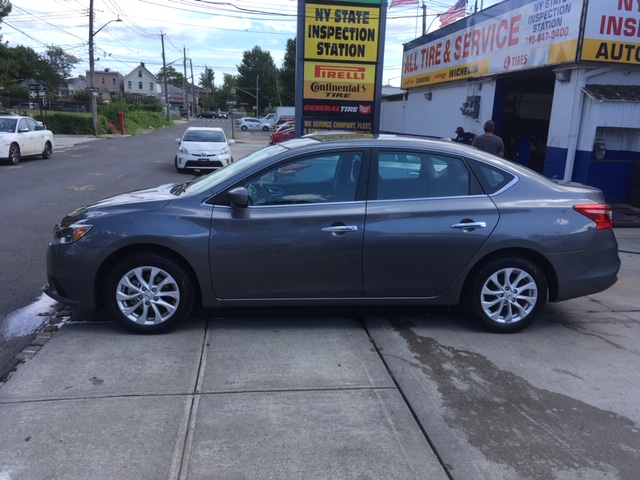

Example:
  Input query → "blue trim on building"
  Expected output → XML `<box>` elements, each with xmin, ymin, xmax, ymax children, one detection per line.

<box><xmin>543</xmin><ymin>147</ymin><xmax>638</xmax><ymax>202</ymax></box>
<box><xmin>543</xmin><ymin>146</ymin><xmax>567</xmax><ymax>181</ymax></box>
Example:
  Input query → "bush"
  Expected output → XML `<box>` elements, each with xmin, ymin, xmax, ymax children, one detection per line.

<box><xmin>33</xmin><ymin>101</ymin><xmax>174</xmax><ymax>135</ymax></box>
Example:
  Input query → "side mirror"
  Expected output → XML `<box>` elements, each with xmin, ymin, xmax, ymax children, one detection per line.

<box><xmin>228</xmin><ymin>139</ymin><xmax>235</xmax><ymax>145</ymax></box>
<box><xmin>175</xmin><ymin>138</ymin><xmax>181</xmax><ymax>143</ymax></box>
<box><xmin>228</xmin><ymin>187</ymin><xmax>249</xmax><ymax>208</ymax></box>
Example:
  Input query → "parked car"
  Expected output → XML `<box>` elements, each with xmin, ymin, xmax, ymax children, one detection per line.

<box><xmin>174</xmin><ymin>126</ymin><xmax>235</xmax><ymax>173</ymax></box>
<box><xmin>234</xmin><ymin>117</ymin><xmax>271</xmax><ymax>131</ymax></box>
<box><xmin>269</xmin><ymin>127</ymin><xmax>295</xmax><ymax>145</ymax></box>
<box><xmin>275</xmin><ymin>115</ymin><xmax>295</xmax><ymax>127</ymax></box>
<box><xmin>15</xmin><ymin>102</ymin><xmax>39</xmax><ymax>110</ymax></box>
<box><xmin>197</xmin><ymin>111</ymin><xmax>218</xmax><ymax>119</ymax></box>
<box><xmin>44</xmin><ymin>134</ymin><xmax>620</xmax><ymax>334</ymax></box>
<box><xmin>0</xmin><ymin>114</ymin><xmax>54</xmax><ymax>165</ymax></box>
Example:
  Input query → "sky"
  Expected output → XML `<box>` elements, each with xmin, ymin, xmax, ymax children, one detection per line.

<box><xmin>1</xmin><ymin>0</ymin><xmax>501</xmax><ymax>88</ymax></box>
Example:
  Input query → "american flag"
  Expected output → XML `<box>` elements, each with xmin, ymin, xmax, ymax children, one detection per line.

<box><xmin>439</xmin><ymin>0</ymin><xmax>467</xmax><ymax>27</ymax></box>
<box><xmin>390</xmin><ymin>0</ymin><xmax>419</xmax><ymax>8</ymax></box>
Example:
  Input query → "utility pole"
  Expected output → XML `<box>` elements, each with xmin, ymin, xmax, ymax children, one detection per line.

<box><xmin>422</xmin><ymin>2</ymin><xmax>426</xmax><ymax>35</ymax></box>
<box><xmin>183</xmin><ymin>47</ymin><xmax>189</xmax><ymax>120</ymax></box>
<box><xmin>190</xmin><ymin>58</ymin><xmax>196</xmax><ymax>117</ymax></box>
<box><xmin>89</xmin><ymin>0</ymin><xmax>98</xmax><ymax>137</ymax></box>
<box><xmin>161</xmin><ymin>32</ymin><xmax>169</xmax><ymax>120</ymax></box>
<box><xmin>256</xmin><ymin>75</ymin><xmax>260</xmax><ymax>117</ymax></box>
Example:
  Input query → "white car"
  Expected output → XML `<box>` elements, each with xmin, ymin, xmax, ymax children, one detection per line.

<box><xmin>234</xmin><ymin>117</ymin><xmax>271</xmax><ymax>131</ymax></box>
<box><xmin>0</xmin><ymin>114</ymin><xmax>54</xmax><ymax>165</ymax></box>
<box><xmin>174</xmin><ymin>126</ymin><xmax>235</xmax><ymax>173</ymax></box>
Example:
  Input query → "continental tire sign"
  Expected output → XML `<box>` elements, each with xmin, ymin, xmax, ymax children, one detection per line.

<box><xmin>297</xmin><ymin>0</ymin><xmax>385</xmax><ymax>136</ymax></box>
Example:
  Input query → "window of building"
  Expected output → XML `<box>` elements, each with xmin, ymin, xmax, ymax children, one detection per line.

<box><xmin>101</xmin><ymin>77</ymin><xmax>105</xmax><ymax>85</ymax></box>
<box><xmin>150</xmin><ymin>82</ymin><xmax>154</xmax><ymax>91</ymax></box>
<box><xmin>127</xmin><ymin>81</ymin><xmax>132</xmax><ymax>90</ymax></box>
<box><xmin>112</xmin><ymin>78</ymin><xmax>116</xmax><ymax>86</ymax></box>
<box><xmin>138</xmin><ymin>82</ymin><xmax>143</xmax><ymax>90</ymax></box>
<box><xmin>138</xmin><ymin>70</ymin><xmax>142</xmax><ymax>78</ymax></box>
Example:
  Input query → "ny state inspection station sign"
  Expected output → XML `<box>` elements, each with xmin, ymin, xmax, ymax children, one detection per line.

<box><xmin>297</xmin><ymin>0</ymin><xmax>386</xmax><ymax>135</ymax></box>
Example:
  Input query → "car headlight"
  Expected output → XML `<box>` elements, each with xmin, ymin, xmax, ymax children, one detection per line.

<box><xmin>178</xmin><ymin>147</ymin><xmax>189</xmax><ymax>154</ymax></box>
<box><xmin>54</xmin><ymin>223</ymin><xmax>93</xmax><ymax>244</ymax></box>
<box><xmin>219</xmin><ymin>147</ymin><xmax>230</xmax><ymax>155</ymax></box>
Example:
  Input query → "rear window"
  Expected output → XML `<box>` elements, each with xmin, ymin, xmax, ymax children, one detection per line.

<box><xmin>471</xmin><ymin>162</ymin><xmax>515</xmax><ymax>194</ymax></box>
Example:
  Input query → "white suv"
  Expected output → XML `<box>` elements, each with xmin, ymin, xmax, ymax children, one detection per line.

<box><xmin>174</xmin><ymin>127</ymin><xmax>235</xmax><ymax>173</ymax></box>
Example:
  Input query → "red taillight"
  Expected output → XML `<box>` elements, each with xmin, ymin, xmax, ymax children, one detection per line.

<box><xmin>574</xmin><ymin>204</ymin><xmax>614</xmax><ymax>230</ymax></box>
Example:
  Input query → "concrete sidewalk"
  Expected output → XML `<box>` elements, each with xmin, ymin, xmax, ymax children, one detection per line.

<box><xmin>0</xmin><ymin>316</ymin><xmax>446</xmax><ymax>479</ymax></box>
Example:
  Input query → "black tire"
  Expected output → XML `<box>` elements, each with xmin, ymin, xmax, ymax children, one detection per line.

<box><xmin>466</xmin><ymin>256</ymin><xmax>547</xmax><ymax>333</ymax></box>
<box><xmin>174</xmin><ymin>156</ymin><xmax>185</xmax><ymax>173</ymax></box>
<box><xmin>262</xmin><ymin>126</ymin><xmax>269</xmax><ymax>131</ymax></box>
<box><xmin>105</xmin><ymin>253</ymin><xmax>195</xmax><ymax>334</ymax></box>
<box><xmin>241</xmin><ymin>125</ymin><xmax>248</xmax><ymax>131</ymax></box>
<box><xmin>8</xmin><ymin>143</ymin><xmax>20</xmax><ymax>165</ymax></box>
<box><xmin>42</xmin><ymin>141</ymin><xmax>52</xmax><ymax>159</ymax></box>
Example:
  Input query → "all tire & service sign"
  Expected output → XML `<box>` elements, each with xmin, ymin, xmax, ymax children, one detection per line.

<box><xmin>296</xmin><ymin>0</ymin><xmax>386</xmax><ymax>135</ymax></box>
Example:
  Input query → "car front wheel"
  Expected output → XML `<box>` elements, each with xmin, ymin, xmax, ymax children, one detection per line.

<box><xmin>42</xmin><ymin>141</ymin><xmax>53</xmax><ymax>159</ymax></box>
<box><xmin>105</xmin><ymin>253</ymin><xmax>195</xmax><ymax>334</ymax></box>
<box><xmin>8</xmin><ymin>143</ymin><xmax>20</xmax><ymax>165</ymax></box>
<box><xmin>241</xmin><ymin>125</ymin><xmax>248</xmax><ymax>131</ymax></box>
<box><xmin>466</xmin><ymin>256</ymin><xmax>547</xmax><ymax>333</ymax></box>
<box><xmin>262</xmin><ymin>126</ymin><xmax>269</xmax><ymax>131</ymax></box>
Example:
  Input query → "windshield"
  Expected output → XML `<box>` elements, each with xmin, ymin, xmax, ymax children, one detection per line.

<box><xmin>183</xmin><ymin>130</ymin><xmax>226</xmax><ymax>143</ymax></box>
<box><xmin>183</xmin><ymin>144</ymin><xmax>289</xmax><ymax>195</ymax></box>
<box><xmin>0</xmin><ymin>118</ymin><xmax>17</xmax><ymax>132</ymax></box>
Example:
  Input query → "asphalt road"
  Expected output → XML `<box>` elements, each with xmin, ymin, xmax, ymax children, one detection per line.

<box><xmin>0</xmin><ymin>118</ymin><xmax>250</xmax><ymax>379</ymax></box>
<box><xmin>1</xmin><ymin>122</ymin><xmax>639</xmax><ymax>478</ymax></box>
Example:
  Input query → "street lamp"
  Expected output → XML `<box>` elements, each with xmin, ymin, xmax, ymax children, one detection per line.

<box><xmin>88</xmin><ymin>11</ymin><xmax>122</xmax><ymax>137</ymax></box>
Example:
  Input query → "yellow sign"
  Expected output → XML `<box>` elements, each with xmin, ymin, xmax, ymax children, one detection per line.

<box><xmin>303</xmin><ymin>62</ymin><xmax>375</xmax><ymax>101</ymax></box>
<box><xmin>582</xmin><ymin>39</ymin><xmax>640</xmax><ymax>64</ymax></box>
<box><xmin>304</xmin><ymin>4</ymin><xmax>380</xmax><ymax>62</ymax></box>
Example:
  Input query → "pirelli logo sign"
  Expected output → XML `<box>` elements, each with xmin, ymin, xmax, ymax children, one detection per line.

<box><xmin>304</xmin><ymin>63</ymin><xmax>375</xmax><ymax>101</ymax></box>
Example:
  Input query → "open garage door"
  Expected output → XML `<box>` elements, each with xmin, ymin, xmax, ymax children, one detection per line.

<box><xmin>493</xmin><ymin>70</ymin><xmax>556</xmax><ymax>172</ymax></box>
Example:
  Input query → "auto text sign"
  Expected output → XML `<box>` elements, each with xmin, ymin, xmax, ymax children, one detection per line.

<box><xmin>298</xmin><ymin>0</ymin><xmax>384</xmax><ymax>136</ymax></box>
<box><xmin>401</xmin><ymin>0</ymin><xmax>584</xmax><ymax>89</ymax></box>
<box><xmin>581</xmin><ymin>0</ymin><xmax>640</xmax><ymax>64</ymax></box>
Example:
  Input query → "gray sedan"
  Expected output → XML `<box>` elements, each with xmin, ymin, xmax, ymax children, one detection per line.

<box><xmin>44</xmin><ymin>134</ymin><xmax>620</xmax><ymax>334</ymax></box>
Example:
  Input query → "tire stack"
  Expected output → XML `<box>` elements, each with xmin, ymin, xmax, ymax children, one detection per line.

<box><xmin>630</xmin><ymin>161</ymin><xmax>640</xmax><ymax>208</ymax></box>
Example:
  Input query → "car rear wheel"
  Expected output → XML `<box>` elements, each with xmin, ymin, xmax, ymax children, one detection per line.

<box><xmin>42</xmin><ymin>141</ymin><xmax>52</xmax><ymax>159</ymax></box>
<box><xmin>262</xmin><ymin>126</ymin><xmax>270</xmax><ymax>131</ymax></box>
<box><xmin>105</xmin><ymin>253</ymin><xmax>195</xmax><ymax>334</ymax></box>
<box><xmin>466</xmin><ymin>256</ymin><xmax>547</xmax><ymax>333</ymax></box>
<box><xmin>241</xmin><ymin>125</ymin><xmax>248</xmax><ymax>131</ymax></box>
<box><xmin>8</xmin><ymin>143</ymin><xmax>20</xmax><ymax>165</ymax></box>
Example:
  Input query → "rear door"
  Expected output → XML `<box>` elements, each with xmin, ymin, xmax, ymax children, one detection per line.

<box><xmin>363</xmin><ymin>149</ymin><xmax>499</xmax><ymax>297</ymax></box>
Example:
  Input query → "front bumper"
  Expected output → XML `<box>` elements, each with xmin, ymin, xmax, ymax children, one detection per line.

<box><xmin>176</xmin><ymin>153</ymin><xmax>232</xmax><ymax>171</ymax></box>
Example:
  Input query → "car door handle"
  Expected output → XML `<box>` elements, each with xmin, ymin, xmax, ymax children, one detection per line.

<box><xmin>451</xmin><ymin>221</ymin><xmax>486</xmax><ymax>230</ymax></box>
<box><xmin>321</xmin><ymin>225</ymin><xmax>358</xmax><ymax>233</ymax></box>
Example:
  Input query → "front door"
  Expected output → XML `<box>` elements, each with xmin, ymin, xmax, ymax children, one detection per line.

<box><xmin>210</xmin><ymin>150</ymin><xmax>367</xmax><ymax>300</ymax></box>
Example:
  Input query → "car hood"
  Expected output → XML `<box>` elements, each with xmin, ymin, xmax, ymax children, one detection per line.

<box><xmin>181</xmin><ymin>141</ymin><xmax>228</xmax><ymax>152</ymax></box>
<box><xmin>66</xmin><ymin>182</ymin><xmax>179</xmax><ymax>220</ymax></box>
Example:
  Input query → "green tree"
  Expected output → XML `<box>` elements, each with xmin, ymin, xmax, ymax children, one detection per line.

<box><xmin>44</xmin><ymin>46</ymin><xmax>78</xmax><ymax>87</ymax></box>
<box><xmin>279</xmin><ymin>38</ymin><xmax>296</xmax><ymax>106</ymax></box>
<box><xmin>157</xmin><ymin>65</ymin><xmax>185</xmax><ymax>88</ymax></box>
<box><xmin>236</xmin><ymin>46</ymin><xmax>279</xmax><ymax>116</ymax></box>
<box><xmin>198</xmin><ymin>65</ymin><xmax>216</xmax><ymax>110</ymax></box>
<box><xmin>199</xmin><ymin>65</ymin><xmax>215</xmax><ymax>92</ymax></box>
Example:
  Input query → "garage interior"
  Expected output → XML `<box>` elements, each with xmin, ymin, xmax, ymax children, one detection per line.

<box><xmin>493</xmin><ymin>70</ymin><xmax>556</xmax><ymax>172</ymax></box>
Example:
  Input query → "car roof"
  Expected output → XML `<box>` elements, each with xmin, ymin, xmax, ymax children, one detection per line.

<box><xmin>185</xmin><ymin>126</ymin><xmax>224</xmax><ymax>132</ymax></box>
